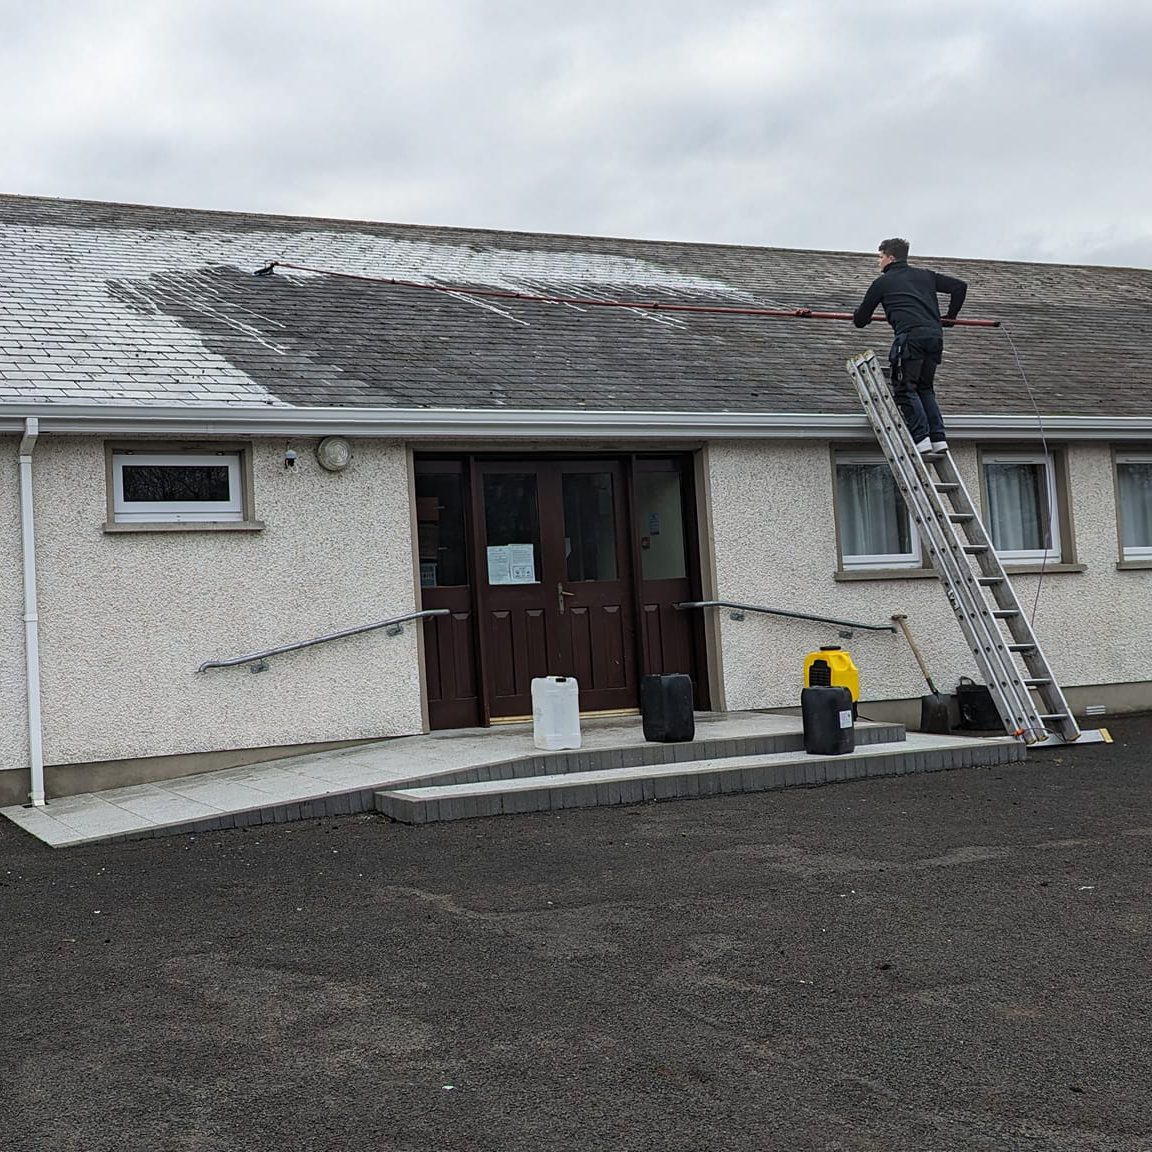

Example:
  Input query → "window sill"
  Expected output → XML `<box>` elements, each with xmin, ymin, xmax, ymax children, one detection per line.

<box><xmin>1116</xmin><ymin>559</ymin><xmax>1152</xmax><ymax>570</ymax></box>
<box><xmin>1000</xmin><ymin>562</ymin><xmax>1085</xmax><ymax>575</ymax></box>
<box><xmin>835</xmin><ymin>567</ymin><xmax>938</xmax><ymax>582</ymax></box>
<box><xmin>102</xmin><ymin>521</ymin><xmax>266</xmax><ymax>534</ymax></box>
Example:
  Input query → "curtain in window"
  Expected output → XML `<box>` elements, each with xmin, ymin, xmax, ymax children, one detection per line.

<box><xmin>1119</xmin><ymin>462</ymin><xmax>1152</xmax><ymax>550</ymax></box>
<box><xmin>986</xmin><ymin>461</ymin><xmax>1049</xmax><ymax>552</ymax></box>
<box><xmin>836</xmin><ymin>463</ymin><xmax>910</xmax><ymax>558</ymax></box>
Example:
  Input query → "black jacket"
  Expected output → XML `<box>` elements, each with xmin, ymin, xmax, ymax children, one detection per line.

<box><xmin>852</xmin><ymin>260</ymin><xmax>967</xmax><ymax>340</ymax></box>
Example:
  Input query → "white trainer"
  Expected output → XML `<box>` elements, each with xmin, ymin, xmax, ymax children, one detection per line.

<box><xmin>914</xmin><ymin>438</ymin><xmax>932</xmax><ymax>453</ymax></box>
<box><xmin>931</xmin><ymin>440</ymin><xmax>949</xmax><ymax>451</ymax></box>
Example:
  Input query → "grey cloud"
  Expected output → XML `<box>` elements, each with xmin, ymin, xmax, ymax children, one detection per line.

<box><xmin>1</xmin><ymin>0</ymin><xmax>1149</xmax><ymax>266</ymax></box>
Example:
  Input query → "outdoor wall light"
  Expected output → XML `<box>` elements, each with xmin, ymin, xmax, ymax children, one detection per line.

<box><xmin>316</xmin><ymin>436</ymin><xmax>352</xmax><ymax>472</ymax></box>
<box><xmin>284</xmin><ymin>448</ymin><xmax>298</xmax><ymax>469</ymax></box>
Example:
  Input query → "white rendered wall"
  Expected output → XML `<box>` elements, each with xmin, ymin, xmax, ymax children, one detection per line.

<box><xmin>13</xmin><ymin>436</ymin><xmax>421</xmax><ymax>770</ymax></box>
<box><xmin>5</xmin><ymin>434</ymin><xmax>1148</xmax><ymax>778</ymax></box>
<box><xmin>707</xmin><ymin>439</ymin><xmax>1152</xmax><ymax>711</ymax></box>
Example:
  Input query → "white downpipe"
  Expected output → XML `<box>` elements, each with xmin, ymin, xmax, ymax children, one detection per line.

<box><xmin>18</xmin><ymin>418</ymin><xmax>45</xmax><ymax>806</ymax></box>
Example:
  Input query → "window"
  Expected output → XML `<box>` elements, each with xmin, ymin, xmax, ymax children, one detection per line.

<box><xmin>482</xmin><ymin>472</ymin><xmax>541</xmax><ymax>585</ymax></box>
<box><xmin>834</xmin><ymin>453</ymin><xmax>920</xmax><ymax>569</ymax></box>
<box><xmin>111</xmin><ymin>450</ymin><xmax>245</xmax><ymax>523</ymax></box>
<box><xmin>562</xmin><ymin>471</ymin><xmax>618</xmax><ymax>582</ymax></box>
<box><xmin>1116</xmin><ymin>452</ymin><xmax>1152</xmax><ymax>561</ymax></box>
<box><xmin>415</xmin><ymin>468</ymin><xmax>470</xmax><ymax>587</ymax></box>
<box><xmin>983</xmin><ymin>451</ymin><xmax>1061</xmax><ymax>562</ymax></box>
<box><xmin>634</xmin><ymin>464</ymin><xmax>688</xmax><ymax>581</ymax></box>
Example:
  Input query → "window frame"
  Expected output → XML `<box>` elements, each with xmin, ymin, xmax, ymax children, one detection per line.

<box><xmin>105</xmin><ymin>442</ymin><xmax>261</xmax><ymax>531</ymax></box>
<box><xmin>980</xmin><ymin>449</ymin><xmax>1064</xmax><ymax>565</ymax></box>
<box><xmin>832</xmin><ymin>449</ymin><xmax>922</xmax><ymax>572</ymax></box>
<box><xmin>1114</xmin><ymin>449</ymin><xmax>1152</xmax><ymax>563</ymax></box>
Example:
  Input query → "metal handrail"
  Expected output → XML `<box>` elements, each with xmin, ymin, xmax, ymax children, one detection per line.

<box><xmin>197</xmin><ymin>608</ymin><xmax>451</xmax><ymax>672</ymax></box>
<box><xmin>674</xmin><ymin>600</ymin><xmax>896</xmax><ymax>633</ymax></box>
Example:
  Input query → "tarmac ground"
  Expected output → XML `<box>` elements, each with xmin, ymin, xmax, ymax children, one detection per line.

<box><xmin>3</xmin><ymin>714</ymin><xmax>1151</xmax><ymax>1151</ymax></box>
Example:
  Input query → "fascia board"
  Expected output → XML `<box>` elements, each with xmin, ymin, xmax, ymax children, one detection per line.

<box><xmin>1</xmin><ymin>404</ymin><xmax>1151</xmax><ymax>441</ymax></box>
<box><xmin>948</xmin><ymin>415</ymin><xmax>1152</xmax><ymax>440</ymax></box>
<box><xmin>0</xmin><ymin>406</ymin><xmax>867</xmax><ymax>439</ymax></box>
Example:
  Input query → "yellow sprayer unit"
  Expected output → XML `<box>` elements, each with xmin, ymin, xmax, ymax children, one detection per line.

<box><xmin>803</xmin><ymin>645</ymin><xmax>859</xmax><ymax>703</ymax></box>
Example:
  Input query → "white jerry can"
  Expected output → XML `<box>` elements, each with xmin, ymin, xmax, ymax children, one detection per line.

<box><xmin>531</xmin><ymin>676</ymin><xmax>581</xmax><ymax>750</ymax></box>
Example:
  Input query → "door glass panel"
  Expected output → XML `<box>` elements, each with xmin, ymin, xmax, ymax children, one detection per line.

<box><xmin>415</xmin><ymin>472</ymin><xmax>468</xmax><ymax>587</ymax></box>
<box><xmin>563</xmin><ymin>472</ymin><xmax>618</xmax><ymax>581</ymax></box>
<box><xmin>635</xmin><ymin>470</ymin><xmax>687</xmax><ymax>580</ymax></box>
<box><xmin>482</xmin><ymin>473</ymin><xmax>541</xmax><ymax>584</ymax></box>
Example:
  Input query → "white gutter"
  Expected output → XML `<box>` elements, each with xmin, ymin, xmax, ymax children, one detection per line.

<box><xmin>1</xmin><ymin>404</ymin><xmax>1151</xmax><ymax>441</ymax></box>
<box><xmin>18</xmin><ymin>418</ymin><xmax>45</xmax><ymax>806</ymax></box>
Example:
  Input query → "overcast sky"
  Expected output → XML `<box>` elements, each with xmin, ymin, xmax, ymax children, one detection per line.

<box><xmin>3</xmin><ymin>0</ymin><xmax>1150</xmax><ymax>266</ymax></box>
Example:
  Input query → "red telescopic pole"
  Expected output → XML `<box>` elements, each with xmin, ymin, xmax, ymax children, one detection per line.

<box><xmin>267</xmin><ymin>262</ymin><xmax>1002</xmax><ymax>328</ymax></box>
<box><xmin>788</xmin><ymin>310</ymin><xmax>999</xmax><ymax>328</ymax></box>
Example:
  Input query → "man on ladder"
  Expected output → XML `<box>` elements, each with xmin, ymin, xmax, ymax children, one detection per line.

<box><xmin>852</xmin><ymin>237</ymin><xmax>967</xmax><ymax>455</ymax></box>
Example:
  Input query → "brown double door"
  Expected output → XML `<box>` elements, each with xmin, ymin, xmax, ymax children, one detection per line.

<box><xmin>478</xmin><ymin>459</ymin><xmax>634</xmax><ymax>718</ymax></box>
<box><xmin>418</xmin><ymin>454</ymin><xmax>706</xmax><ymax>727</ymax></box>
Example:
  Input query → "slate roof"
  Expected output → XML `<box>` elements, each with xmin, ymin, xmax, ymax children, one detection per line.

<box><xmin>1</xmin><ymin>193</ymin><xmax>1150</xmax><ymax>416</ymax></box>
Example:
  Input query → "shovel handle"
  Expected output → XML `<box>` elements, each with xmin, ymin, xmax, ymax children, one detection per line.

<box><xmin>891</xmin><ymin>614</ymin><xmax>940</xmax><ymax>696</ymax></box>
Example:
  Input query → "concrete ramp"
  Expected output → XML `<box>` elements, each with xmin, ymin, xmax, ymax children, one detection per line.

<box><xmin>0</xmin><ymin>712</ymin><xmax>1020</xmax><ymax>847</ymax></box>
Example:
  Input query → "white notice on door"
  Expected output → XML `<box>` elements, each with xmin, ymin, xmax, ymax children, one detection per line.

<box><xmin>488</xmin><ymin>544</ymin><xmax>536</xmax><ymax>585</ymax></box>
<box><xmin>487</xmin><ymin>546</ymin><xmax>511</xmax><ymax>585</ymax></box>
<box><xmin>507</xmin><ymin>543</ymin><xmax>536</xmax><ymax>583</ymax></box>
<box><xmin>839</xmin><ymin>710</ymin><xmax>853</xmax><ymax>729</ymax></box>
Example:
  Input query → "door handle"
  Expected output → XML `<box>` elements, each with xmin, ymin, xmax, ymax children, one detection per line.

<box><xmin>557</xmin><ymin>582</ymin><xmax>576</xmax><ymax>613</ymax></box>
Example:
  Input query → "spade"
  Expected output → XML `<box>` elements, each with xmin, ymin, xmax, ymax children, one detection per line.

<box><xmin>891</xmin><ymin>614</ymin><xmax>952</xmax><ymax>734</ymax></box>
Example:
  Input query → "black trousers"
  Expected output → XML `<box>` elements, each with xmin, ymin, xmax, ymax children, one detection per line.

<box><xmin>890</xmin><ymin>335</ymin><xmax>946</xmax><ymax>443</ymax></box>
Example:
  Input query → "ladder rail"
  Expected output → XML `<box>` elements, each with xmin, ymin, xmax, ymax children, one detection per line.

<box><xmin>849</xmin><ymin>350</ymin><xmax>1079</xmax><ymax>742</ymax></box>
<box><xmin>847</xmin><ymin>354</ymin><xmax>1042</xmax><ymax>736</ymax></box>
<box><xmin>847</xmin><ymin>354</ymin><xmax>1036</xmax><ymax>732</ymax></box>
<box><xmin>846</xmin><ymin>352</ymin><xmax>1063</xmax><ymax>743</ymax></box>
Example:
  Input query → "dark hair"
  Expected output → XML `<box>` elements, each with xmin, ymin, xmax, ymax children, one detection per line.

<box><xmin>878</xmin><ymin>237</ymin><xmax>910</xmax><ymax>261</ymax></box>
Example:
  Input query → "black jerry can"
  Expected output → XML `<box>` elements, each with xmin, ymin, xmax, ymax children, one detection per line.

<box><xmin>640</xmin><ymin>674</ymin><xmax>695</xmax><ymax>743</ymax></box>
<box><xmin>801</xmin><ymin>685</ymin><xmax>855</xmax><ymax>755</ymax></box>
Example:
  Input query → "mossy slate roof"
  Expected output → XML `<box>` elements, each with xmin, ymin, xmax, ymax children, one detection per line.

<box><xmin>1</xmin><ymin>193</ymin><xmax>1149</xmax><ymax>417</ymax></box>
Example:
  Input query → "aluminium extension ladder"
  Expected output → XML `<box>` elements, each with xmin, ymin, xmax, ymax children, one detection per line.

<box><xmin>846</xmin><ymin>350</ymin><xmax>1106</xmax><ymax>747</ymax></box>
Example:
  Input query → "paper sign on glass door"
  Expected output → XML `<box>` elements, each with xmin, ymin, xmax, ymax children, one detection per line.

<box><xmin>487</xmin><ymin>544</ymin><xmax>536</xmax><ymax>585</ymax></box>
<box><xmin>508</xmin><ymin>543</ymin><xmax>536</xmax><ymax>582</ymax></box>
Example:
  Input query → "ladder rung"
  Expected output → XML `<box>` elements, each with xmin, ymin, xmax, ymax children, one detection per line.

<box><xmin>934</xmin><ymin>483</ymin><xmax>960</xmax><ymax>492</ymax></box>
<box><xmin>978</xmin><ymin>577</ymin><xmax>1003</xmax><ymax>585</ymax></box>
<box><xmin>949</xmin><ymin>513</ymin><xmax>974</xmax><ymax>522</ymax></box>
<box><xmin>963</xmin><ymin>545</ymin><xmax>988</xmax><ymax>554</ymax></box>
<box><xmin>992</xmin><ymin>610</ymin><xmax>1018</xmax><ymax>617</ymax></box>
<box><xmin>1024</xmin><ymin>678</ymin><xmax>1051</xmax><ymax>686</ymax></box>
<box><xmin>1008</xmin><ymin>643</ymin><xmax>1035</xmax><ymax>651</ymax></box>
<box><xmin>1039</xmin><ymin>713</ymin><xmax>1071</xmax><ymax>721</ymax></box>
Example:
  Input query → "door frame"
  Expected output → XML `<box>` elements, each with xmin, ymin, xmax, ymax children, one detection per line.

<box><xmin>418</xmin><ymin>450</ymin><xmax>710</xmax><ymax>726</ymax></box>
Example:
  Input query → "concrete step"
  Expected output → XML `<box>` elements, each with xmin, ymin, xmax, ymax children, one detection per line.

<box><xmin>376</xmin><ymin>734</ymin><xmax>1024</xmax><ymax>825</ymax></box>
<box><xmin>387</xmin><ymin>720</ymin><xmax>906</xmax><ymax>791</ymax></box>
